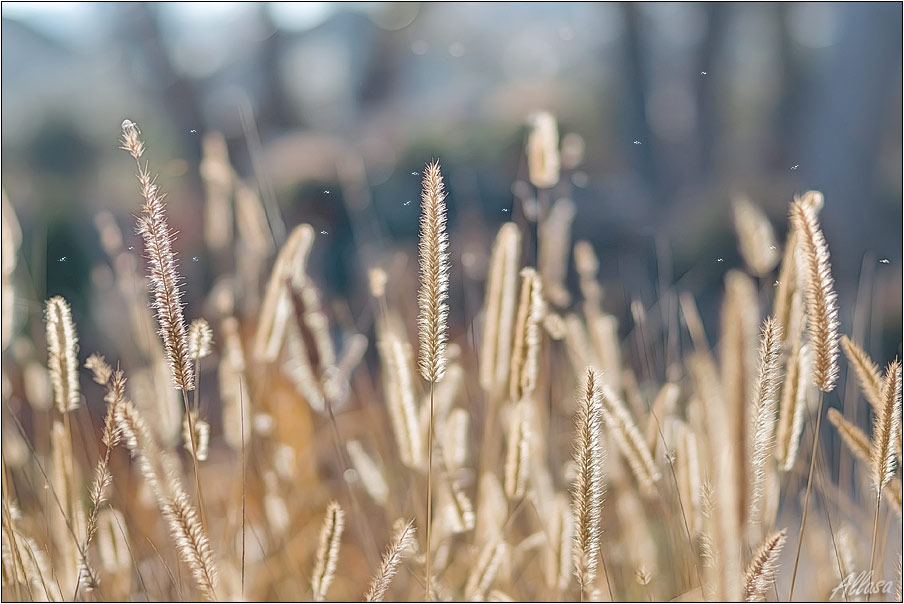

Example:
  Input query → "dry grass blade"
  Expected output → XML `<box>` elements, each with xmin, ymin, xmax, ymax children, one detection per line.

<box><xmin>743</xmin><ymin>528</ymin><xmax>787</xmax><ymax>602</ymax></box>
<box><xmin>417</xmin><ymin>159</ymin><xmax>450</xmax><ymax>384</ymax></box>
<box><xmin>775</xmin><ymin>344</ymin><xmax>811</xmax><ymax>471</ymax></box>
<box><xmin>364</xmin><ymin>519</ymin><xmax>416</xmax><ymax>602</ymax></box>
<box><xmin>312</xmin><ymin>501</ymin><xmax>344</xmax><ymax>602</ymax></box>
<box><xmin>789</xmin><ymin>198</ymin><xmax>839</xmax><ymax>392</ymax></box>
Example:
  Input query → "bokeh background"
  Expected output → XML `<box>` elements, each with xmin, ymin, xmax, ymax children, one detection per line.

<box><xmin>2</xmin><ymin>1</ymin><xmax>902</xmax><ymax>362</ymax></box>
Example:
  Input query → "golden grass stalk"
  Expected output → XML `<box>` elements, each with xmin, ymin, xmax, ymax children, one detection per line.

<box><xmin>379</xmin><ymin>333</ymin><xmax>423</xmax><ymax>469</ymax></box>
<box><xmin>742</xmin><ymin>528</ymin><xmax>787</xmax><ymax>602</ymax></box>
<box><xmin>219</xmin><ymin>316</ymin><xmax>251</xmax><ymax>450</ymax></box>
<box><xmin>311</xmin><ymin>501</ymin><xmax>344</xmax><ymax>602</ymax></box>
<box><xmin>572</xmin><ymin>367</ymin><xmax>605</xmax><ymax>598</ymax></box>
<box><xmin>546</xmin><ymin>494</ymin><xmax>575</xmax><ymax>595</ymax></box>
<box><xmin>600</xmin><ymin>383</ymin><xmax>661</xmax><ymax>496</ymax></box>
<box><xmin>526</xmin><ymin>111</ymin><xmax>560</xmax><ymax>189</ymax></box>
<box><xmin>540</xmin><ymin>197</ymin><xmax>576</xmax><ymax>307</ymax></box>
<box><xmin>871</xmin><ymin>360</ymin><xmax>901</xmax><ymax>494</ymax></box>
<box><xmin>479</xmin><ymin>222</ymin><xmax>521</xmax><ymax>395</ymax></box>
<box><xmin>81</xmin><ymin>355</ymin><xmax>124</xmax><ymax>584</ymax></box>
<box><xmin>254</xmin><ymin>223</ymin><xmax>315</xmax><ymax>361</ymax></box>
<box><xmin>199</xmin><ymin>132</ymin><xmax>234</xmax><ymax>253</ymax></box>
<box><xmin>44</xmin><ymin>296</ymin><xmax>80</xmax><ymax>413</ymax></box>
<box><xmin>748</xmin><ymin>317</ymin><xmax>783</xmax><ymax>525</ymax></box>
<box><xmin>416</xmin><ymin>159</ymin><xmax>450</xmax><ymax>385</ymax></box>
<box><xmin>50</xmin><ymin>420</ymin><xmax>88</xmax><ymax>596</ymax></box>
<box><xmin>504</xmin><ymin>402</ymin><xmax>531</xmax><ymax>501</ymax></box>
<box><xmin>721</xmin><ymin>270</ymin><xmax>758</xmax><ymax>527</ymax></box>
<box><xmin>841</xmin><ymin>335</ymin><xmax>883</xmax><ymax>411</ymax></box>
<box><xmin>364</xmin><ymin>519</ymin><xmax>416</xmax><ymax>602</ymax></box>
<box><xmin>509</xmin><ymin>268</ymin><xmax>545</xmax><ymax>401</ymax></box>
<box><xmin>789</xmin><ymin>198</ymin><xmax>839</xmax><ymax>392</ymax></box>
<box><xmin>733</xmin><ymin>196</ymin><xmax>779</xmax><ymax>277</ymax></box>
<box><xmin>121</xmin><ymin>120</ymin><xmax>194</xmax><ymax>392</ymax></box>
<box><xmin>775</xmin><ymin>343</ymin><xmax>811</xmax><ymax>471</ymax></box>
<box><xmin>115</xmin><ymin>399</ymin><xmax>218</xmax><ymax>600</ymax></box>
<box><xmin>346</xmin><ymin>440</ymin><xmax>389</xmax><ymax>505</ymax></box>
<box><xmin>1</xmin><ymin>189</ymin><xmax>20</xmax><ymax>351</ymax></box>
<box><xmin>465</xmin><ymin>541</ymin><xmax>507</xmax><ymax>601</ymax></box>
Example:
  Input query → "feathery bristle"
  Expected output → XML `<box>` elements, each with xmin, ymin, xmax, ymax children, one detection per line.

<box><xmin>122</xmin><ymin>122</ymin><xmax>194</xmax><ymax>392</ymax></box>
<box><xmin>871</xmin><ymin>360</ymin><xmax>902</xmax><ymax>494</ymax></box>
<box><xmin>364</xmin><ymin>519</ymin><xmax>416</xmax><ymax>602</ymax></box>
<box><xmin>733</xmin><ymin>196</ymin><xmax>779</xmax><ymax>277</ymax></box>
<box><xmin>44</xmin><ymin>296</ymin><xmax>80</xmax><ymax>413</ymax></box>
<box><xmin>416</xmin><ymin>160</ymin><xmax>450</xmax><ymax>384</ymax></box>
<box><xmin>312</xmin><ymin>501</ymin><xmax>344</xmax><ymax>602</ymax></box>
<box><xmin>479</xmin><ymin>222</ymin><xmax>521</xmax><ymax>395</ymax></box>
<box><xmin>572</xmin><ymin>367</ymin><xmax>605</xmax><ymax>597</ymax></box>
<box><xmin>749</xmin><ymin>317</ymin><xmax>783</xmax><ymax>524</ymax></box>
<box><xmin>742</xmin><ymin>528</ymin><xmax>787</xmax><ymax>602</ymax></box>
<box><xmin>841</xmin><ymin>335</ymin><xmax>883</xmax><ymax>411</ymax></box>
<box><xmin>790</xmin><ymin>198</ymin><xmax>839</xmax><ymax>392</ymax></box>
<box><xmin>188</xmin><ymin>318</ymin><xmax>214</xmax><ymax>360</ymax></box>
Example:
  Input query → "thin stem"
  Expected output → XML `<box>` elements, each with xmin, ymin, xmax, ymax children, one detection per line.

<box><xmin>866</xmin><ymin>493</ymin><xmax>881</xmax><ymax>603</ymax></box>
<box><xmin>788</xmin><ymin>390</ymin><xmax>824</xmax><ymax>601</ymax></box>
<box><xmin>426</xmin><ymin>381</ymin><xmax>435</xmax><ymax>601</ymax></box>
<box><xmin>181</xmin><ymin>390</ymin><xmax>207</xmax><ymax>530</ymax></box>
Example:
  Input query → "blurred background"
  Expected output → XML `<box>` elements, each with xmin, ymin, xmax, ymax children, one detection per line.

<box><xmin>2</xmin><ymin>1</ymin><xmax>902</xmax><ymax>361</ymax></box>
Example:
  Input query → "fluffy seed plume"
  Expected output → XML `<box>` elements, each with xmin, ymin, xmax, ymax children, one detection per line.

<box><xmin>504</xmin><ymin>403</ymin><xmax>531</xmax><ymax>500</ymax></box>
<box><xmin>122</xmin><ymin>120</ymin><xmax>194</xmax><ymax>391</ymax></box>
<box><xmin>828</xmin><ymin>408</ymin><xmax>871</xmax><ymax>463</ymax></box>
<box><xmin>571</xmin><ymin>367</ymin><xmax>605</xmax><ymax>597</ymax></box>
<box><xmin>526</xmin><ymin>111</ymin><xmax>560</xmax><ymax>189</ymax></box>
<box><xmin>748</xmin><ymin>317</ymin><xmax>783</xmax><ymax>523</ymax></box>
<box><xmin>115</xmin><ymin>400</ymin><xmax>218</xmax><ymax>599</ymax></box>
<box><xmin>417</xmin><ymin>160</ymin><xmax>450</xmax><ymax>383</ymax></box>
<box><xmin>311</xmin><ymin>501</ymin><xmax>344</xmax><ymax>602</ymax></box>
<box><xmin>479</xmin><ymin>222</ymin><xmax>521</xmax><ymax>395</ymax></box>
<box><xmin>733</xmin><ymin>196</ymin><xmax>779</xmax><ymax>277</ymax></box>
<box><xmin>44</xmin><ymin>296</ymin><xmax>80</xmax><ymax>413</ymax></box>
<box><xmin>509</xmin><ymin>268</ymin><xmax>545</xmax><ymax>402</ymax></box>
<box><xmin>188</xmin><ymin>318</ymin><xmax>214</xmax><ymax>360</ymax></box>
<box><xmin>790</xmin><ymin>198</ymin><xmax>839</xmax><ymax>392</ymax></box>
<box><xmin>600</xmin><ymin>383</ymin><xmax>661</xmax><ymax>495</ymax></box>
<box><xmin>775</xmin><ymin>344</ymin><xmax>811</xmax><ymax>471</ymax></box>
<box><xmin>364</xmin><ymin>519</ymin><xmax>416</xmax><ymax>602</ymax></box>
<box><xmin>872</xmin><ymin>360</ymin><xmax>902</xmax><ymax>494</ymax></box>
<box><xmin>742</xmin><ymin>528</ymin><xmax>787</xmax><ymax>601</ymax></box>
<box><xmin>841</xmin><ymin>335</ymin><xmax>883</xmax><ymax>411</ymax></box>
